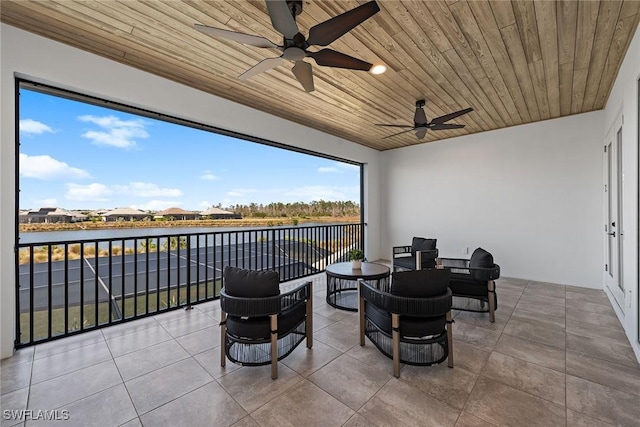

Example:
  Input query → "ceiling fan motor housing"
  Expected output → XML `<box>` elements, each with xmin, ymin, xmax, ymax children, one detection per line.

<box><xmin>286</xmin><ymin>1</ymin><xmax>303</xmax><ymax>16</ymax></box>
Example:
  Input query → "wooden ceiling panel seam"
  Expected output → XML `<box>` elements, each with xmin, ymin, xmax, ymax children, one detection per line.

<box><xmin>511</xmin><ymin>0</ymin><xmax>542</xmax><ymax>64</ymax></box>
<box><xmin>533</xmin><ymin>0</ymin><xmax>560</xmax><ymax>119</ymax></box>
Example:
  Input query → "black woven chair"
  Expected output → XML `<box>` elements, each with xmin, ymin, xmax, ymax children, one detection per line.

<box><xmin>358</xmin><ymin>268</ymin><xmax>453</xmax><ymax>378</ymax></box>
<box><xmin>220</xmin><ymin>266</ymin><xmax>313</xmax><ymax>379</ymax></box>
<box><xmin>438</xmin><ymin>248</ymin><xmax>500</xmax><ymax>323</ymax></box>
<box><xmin>392</xmin><ymin>237</ymin><xmax>439</xmax><ymax>272</ymax></box>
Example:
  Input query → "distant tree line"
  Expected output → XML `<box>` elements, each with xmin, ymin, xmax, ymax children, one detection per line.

<box><xmin>224</xmin><ymin>200</ymin><xmax>360</xmax><ymax>218</ymax></box>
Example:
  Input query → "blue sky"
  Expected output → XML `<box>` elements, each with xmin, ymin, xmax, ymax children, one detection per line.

<box><xmin>18</xmin><ymin>89</ymin><xmax>360</xmax><ymax>211</ymax></box>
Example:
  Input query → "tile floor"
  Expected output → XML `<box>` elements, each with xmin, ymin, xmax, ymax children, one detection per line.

<box><xmin>2</xmin><ymin>268</ymin><xmax>640</xmax><ymax>426</ymax></box>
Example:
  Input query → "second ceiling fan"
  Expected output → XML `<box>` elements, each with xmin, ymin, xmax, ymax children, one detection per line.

<box><xmin>195</xmin><ymin>0</ymin><xmax>380</xmax><ymax>92</ymax></box>
<box><xmin>376</xmin><ymin>100</ymin><xmax>474</xmax><ymax>140</ymax></box>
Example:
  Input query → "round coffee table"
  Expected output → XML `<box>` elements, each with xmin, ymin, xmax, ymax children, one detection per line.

<box><xmin>325</xmin><ymin>262</ymin><xmax>391</xmax><ymax>311</ymax></box>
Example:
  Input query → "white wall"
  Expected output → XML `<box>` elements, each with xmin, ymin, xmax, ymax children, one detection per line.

<box><xmin>381</xmin><ymin>111</ymin><xmax>604</xmax><ymax>288</ymax></box>
<box><xmin>0</xmin><ymin>24</ymin><xmax>384</xmax><ymax>358</ymax></box>
<box><xmin>601</xmin><ymin>22</ymin><xmax>640</xmax><ymax>361</ymax></box>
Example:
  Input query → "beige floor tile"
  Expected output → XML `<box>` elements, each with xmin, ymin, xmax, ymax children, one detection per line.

<box><xmin>449</xmin><ymin>341</ymin><xmax>492</xmax><ymax>374</ymax></box>
<box><xmin>193</xmin><ymin>346</ymin><xmax>242</xmax><ymax>379</ymax></box>
<box><xmin>33</xmin><ymin>330</ymin><xmax>104</xmax><ymax>360</ymax></box>
<box><xmin>282</xmin><ymin>339</ymin><xmax>342</xmax><ymax>377</ymax></box>
<box><xmin>114</xmin><ymin>339</ymin><xmax>190</xmax><ymax>381</ymax></box>
<box><xmin>105</xmin><ymin>323</ymin><xmax>173</xmax><ymax>358</ymax></box>
<box><xmin>230</xmin><ymin>416</ymin><xmax>260</xmax><ymax>427</ymax></box>
<box><xmin>402</xmin><ymin>363</ymin><xmax>478</xmax><ymax>410</ymax></box>
<box><xmin>0</xmin><ymin>387</ymin><xmax>29</xmax><ymax>427</ymax></box>
<box><xmin>1</xmin><ymin>360</ymin><xmax>32</xmax><ymax>395</ymax></box>
<box><xmin>118</xmin><ymin>419</ymin><xmax>142</xmax><ymax>427</ymax></box>
<box><xmin>566</xmin><ymin>350</ymin><xmax>640</xmax><ymax>397</ymax></box>
<box><xmin>565</xmin><ymin>291</ymin><xmax>610</xmax><ymax>306</ymax></box>
<box><xmin>1</xmin><ymin>347</ymin><xmax>34</xmax><ymax>369</ymax></box>
<box><xmin>175</xmin><ymin>326</ymin><xmax>220</xmax><ymax>355</ymax></box>
<box><xmin>566</xmin><ymin>333</ymin><xmax>638</xmax><ymax>368</ymax></box>
<box><xmin>523</xmin><ymin>282</ymin><xmax>566</xmax><ymax>298</ymax></box>
<box><xmin>566</xmin><ymin>409</ymin><xmax>614</xmax><ymax>427</ymax></box>
<box><xmin>125</xmin><ymin>357</ymin><xmax>213</xmax><ymax>415</ymax></box>
<box><xmin>140</xmin><ymin>382</ymin><xmax>247</xmax><ymax>427</ymax></box>
<box><xmin>251</xmin><ymin>380</ymin><xmax>355</xmax><ymax>427</ymax></box>
<box><xmin>464</xmin><ymin>377</ymin><xmax>566</xmax><ymax>426</ymax></box>
<box><xmin>565</xmin><ymin>319</ymin><xmax>629</xmax><ymax>344</ymax></box>
<box><xmin>314</xmin><ymin>320</ymin><xmax>360</xmax><ymax>353</ymax></box>
<box><xmin>510</xmin><ymin>307</ymin><xmax>566</xmax><ymax>329</ymax></box>
<box><xmin>311</xmin><ymin>312</ymin><xmax>337</xmax><ymax>332</ymax></box>
<box><xmin>217</xmin><ymin>364</ymin><xmax>303</xmax><ymax>412</ymax></box>
<box><xmin>455</xmin><ymin>411</ymin><xmax>495</xmax><ymax>426</ymax></box>
<box><xmin>481</xmin><ymin>352</ymin><xmax>566</xmax><ymax>405</ymax></box>
<box><xmin>158</xmin><ymin>310</ymin><xmax>217</xmax><ymax>338</ymax></box>
<box><xmin>453</xmin><ymin>322</ymin><xmax>501</xmax><ymax>352</ymax></box>
<box><xmin>100</xmin><ymin>317</ymin><xmax>159</xmax><ymax>340</ymax></box>
<box><xmin>31</xmin><ymin>341</ymin><xmax>112</xmax><ymax>384</ymax></box>
<box><xmin>313</xmin><ymin>304</ymin><xmax>352</xmax><ymax>322</ymax></box>
<box><xmin>359</xmin><ymin>378</ymin><xmax>460</xmax><ymax>427</ymax></box>
<box><xmin>566</xmin><ymin>375</ymin><xmax>640</xmax><ymax>426</ymax></box>
<box><xmin>26</xmin><ymin>384</ymin><xmax>136</xmax><ymax>427</ymax></box>
<box><xmin>566</xmin><ymin>300</ymin><xmax>615</xmax><ymax>316</ymax></box>
<box><xmin>28</xmin><ymin>360</ymin><xmax>122</xmax><ymax>411</ymax></box>
<box><xmin>515</xmin><ymin>295</ymin><xmax>566</xmax><ymax>318</ymax></box>
<box><xmin>494</xmin><ymin>334</ymin><xmax>565</xmax><ymax>372</ymax></box>
<box><xmin>343</xmin><ymin>413</ymin><xmax>381</xmax><ymax>427</ymax></box>
<box><xmin>503</xmin><ymin>318</ymin><xmax>565</xmax><ymax>349</ymax></box>
<box><xmin>454</xmin><ymin>309</ymin><xmax>510</xmax><ymax>333</ymax></box>
<box><xmin>308</xmin><ymin>354</ymin><xmax>390</xmax><ymax>410</ymax></box>
<box><xmin>566</xmin><ymin>308</ymin><xmax>621</xmax><ymax>329</ymax></box>
<box><xmin>346</xmin><ymin>341</ymin><xmax>405</xmax><ymax>375</ymax></box>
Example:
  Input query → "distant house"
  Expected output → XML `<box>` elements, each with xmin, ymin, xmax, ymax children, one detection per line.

<box><xmin>102</xmin><ymin>207</ymin><xmax>150</xmax><ymax>222</ymax></box>
<box><xmin>19</xmin><ymin>207</ymin><xmax>87</xmax><ymax>224</ymax></box>
<box><xmin>156</xmin><ymin>207</ymin><xmax>199</xmax><ymax>221</ymax></box>
<box><xmin>200</xmin><ymin>207</ymin><xmax>241</xmax><ymax>219</ymax></box>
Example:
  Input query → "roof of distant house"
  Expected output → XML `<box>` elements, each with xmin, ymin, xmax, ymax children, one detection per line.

<box><xmin>103</xmin><ymin>207</ymin><xmax>148</xmax><ymax>216</ymax></box>
<box><xmin>201</xmin><ymin>207</ymin><xmax>234</xmax><ymax>215</ymax></box>
<box><xmin>157</xmin><ymin>207</ymin><xmax>196</xmax><ymax>216</ymax></box>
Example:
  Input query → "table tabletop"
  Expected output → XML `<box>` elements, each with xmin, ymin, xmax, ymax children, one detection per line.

<box><xmin>325</xmin><ymin>262</ymin><xmax>390</xmax><ymax>280</ymax></box>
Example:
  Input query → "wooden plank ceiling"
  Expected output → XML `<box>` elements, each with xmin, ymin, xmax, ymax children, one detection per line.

<box><xmin>2</xmin><ymin>1</ymin><xmax>639</xmax><ymax>151</ymax></box>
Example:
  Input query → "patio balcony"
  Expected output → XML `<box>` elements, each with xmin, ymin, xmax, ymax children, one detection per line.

<box><xmin>2</xmin><ymin>268</ymin><xmax>639</xmax><ymax>426</ymax></box>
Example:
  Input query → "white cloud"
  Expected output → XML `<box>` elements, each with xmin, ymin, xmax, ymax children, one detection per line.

<box><xmin>317</xmin><ymin>162</ymin><xmax>359</xmax><ymax>174</ymax></box>
<box><xmin>20</xmin><ymin>153</ymin><xmax>91</xmax><ymax>180</ymax></box>
<box><xmin>132</xmin><ymin>200</ymin><xmax>180</xmax><ymax>211</ymax></box>
<box><xmin>226</xmin><ymin>188</ymin><xmax>257</xmax><ymax>198</ymax></box>
<box><xmin>66</xmin><ymin>183</ymin><xmax>112</xmax><ymax>202</ymax></box>
<box><xmin>201</xmin><ymin>170</ymin><xmax>218</xmax><ymax>181</ymax></box>
<box><xmin>113</xmin><ymin>182</ymin><xmax>183</xmax><ymax>198</ymax></box>
<box><xmin>79</xmin><ymin>115</ymin><xmax>149</xmax><ymax>149</ymax></box>
<box><xmin>19</xmin><ymin>119</ymin><xmax>54</xmax><ymax>135</ymax></box>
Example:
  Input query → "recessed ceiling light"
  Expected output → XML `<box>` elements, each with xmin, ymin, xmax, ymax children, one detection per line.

<box><xmin>370</xmin><ymin>64</ymin><xmax>387</xmax><ymax>75</ymax></box>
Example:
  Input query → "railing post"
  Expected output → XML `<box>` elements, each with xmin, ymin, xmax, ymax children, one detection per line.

<box><xmin>185</xmin><ymin>236</ymin><xmax>193</xmax><ymax>310</ymax></box>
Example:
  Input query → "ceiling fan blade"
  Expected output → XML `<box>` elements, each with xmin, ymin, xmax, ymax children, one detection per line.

<box><xmin>374</xmin><ymin>124</ymin><xmax>414</xmax><ymax>128</ymax></box>
<box><xmin>307</xmin><ymin>1</ymin><xmax>380</xmax><ymax>46</ymax></box>
<box><xmin>292</xmin><ymin>61</ymin><xmax>315</xmax><ymax>92</ymax></box>
<box><xmin>382</xmin><ymin>128</ymin><xmax>416</xmax><ymax>139</ymax></box>
<box><xmin>238</xmin><ymin>57</ymin><xmax>283</xmax><ymax>80</ymax></box>
<box><xmin>430</xmin><ymin>107</ymin><xmax>474</xmax><ymax>124</ymax></box>
<box><xmin>308</xmin><ymin>49</ymin><xmax>371</xmax><ymax>71</ymax></box>
<box><xmin>266</xmin><ymin>0</ymin><xmax>300</xmax><ymax>39</ymax></box>
<box><xmin>415</xmin><ymin>129</ymin><xmax>428</xmax><ymax>139</ymax></box>
<box><xmin>414</xmin><ymin>107</ymin><xmax>427</xmax><ymax>126</ymax></box>
<box><xmin>194</xmin><ymin>24</ymin><xmax>277</xmax><ymax>48</ymax></box>
<box><xmin>430</xmin><ymin>123</ymin><xmax>465</xmax><ymax>130</ymax></box>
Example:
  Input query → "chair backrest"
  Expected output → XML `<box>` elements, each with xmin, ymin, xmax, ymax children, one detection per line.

<box><xmin>411</xmin><ymin>237</ymin><xmax>437</xmax><ymax>256</ymax></box>
<box><xmin>223</xmin><ymin>266</ymin><xmax>280</xmax><ymax>298</ymax></box>
<box><xmin>391</xmin><ymin>268</ymin><xmax>450</xmax><ymax>298</ymax></box>
<box><xmin>469</xmin><ymin>247</ymin><xmax>494</xmax><ymax>269</ymax></box>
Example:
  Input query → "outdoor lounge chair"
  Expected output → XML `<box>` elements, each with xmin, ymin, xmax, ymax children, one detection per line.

<box><xmin>392</xmin><ymin>236</ymin><xmax>439</xmax><ymax>272</ymax></box>
<box><xmin>220</xmin><ymin>266</ymin><xmax>313</xmax><ymax>379</ymax></box>
<box><xmin>438</xmin><ymin>247</ymin><xmax>500</xmax><ymax>322</ymax></box>
<box><xmin>358</xmin><ymin>268</ymin><xmax>453</xmax><ymax>378</ymax></box>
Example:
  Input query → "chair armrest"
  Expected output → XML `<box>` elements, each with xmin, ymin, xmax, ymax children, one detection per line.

<box><xmin>438</xmin><ymin>257</ymin><xmax>470</xmax><ymax>269</ymax></box>
<box><xmin>359</xmin><ymin>280</ymin><xmax>452</xmax><ymax>316</ymax></box>
<box><xmin>392</xmin><ymin>245</ymin><xmax>412</xmax><ymax>256</ymax></box>
<box><xmin>280</xmin><ymin>281</ymin><xmax>312</xmax><ymax>311</ymax></box>
<box><xmin>417</xmin><ymin>249</ymin><xmax>438</xmax><ymax>260</ymax></box>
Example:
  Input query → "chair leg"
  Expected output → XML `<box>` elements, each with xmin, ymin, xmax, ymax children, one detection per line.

<box><xmin>358</xmin><ymin>281</ymin><xmax>365</xmax><ymax>346</ymax></box>
<box><xmin>306</xmin><ymin>291</ymin><xmax>313</xmax><ymax>349</ymax></box>
<box><xmin>392</xmin><ymin>313</ymin><xmax>400</xmax><ymax>377</ymax></box>
<box><xmin>488</xmin><ymin>280</ymin><xmax>496</xmax><ymax>323</ymax></box>
<box><xmin>446</xmin><ymin>311</ymin><xmax>454</xmax><ymax>368</ymax></box>
<box><xmin>220</xmin><ymin>309</ymin><xmax>226</xmax><ymax>367</ymax></box>
<box><xmin>270</xmin><ymin>314</ymin><xmax>278</xmax><ymax>379</ymax></box>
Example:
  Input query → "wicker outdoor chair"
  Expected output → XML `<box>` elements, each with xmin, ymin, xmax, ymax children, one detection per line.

<box><xmin>438</xmin><ymin>247</ymin><xmax>500</xmax><ymax>322</ymax></box>
<box><xmin>220</xmin><ymin>266</ymin><xmax>313</xmax><ymax>379</ymax></box>
<box><xmin>358</xmin><ymin>268</ymin><xmax>453</xmax><ymax>378</ymax></box>
<box><xmin>392</xmin><ymin>236</ymin><xmax>439</xmax><ymax>272</ymax></box>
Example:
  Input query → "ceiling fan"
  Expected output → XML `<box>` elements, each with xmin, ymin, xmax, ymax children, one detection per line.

<box><xmin>376</xmin><ymin>100</ymin><xmax>474</xmax><ymax>140</ymax></box>
<box><xmin>194</xmin><ymin>0</ymin><xmax>380</xmax><ymax>93</ymax></box>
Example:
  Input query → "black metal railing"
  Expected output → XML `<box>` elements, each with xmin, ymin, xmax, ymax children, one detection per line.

<box><xmin>15</xmin><ymin>223</ymin><xmax>363</xmax><ymax>347</ymax></box>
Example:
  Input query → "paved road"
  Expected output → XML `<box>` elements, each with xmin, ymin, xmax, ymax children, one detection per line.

<box><xmin>18</xmin><ymin>241</ymin><xmax>326</xmax><ymax>312</ymax></box>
